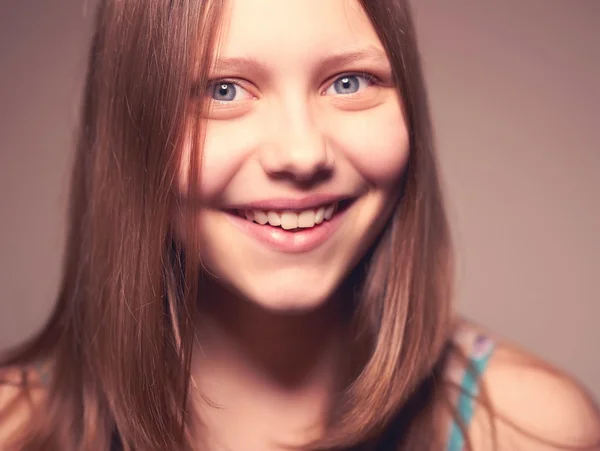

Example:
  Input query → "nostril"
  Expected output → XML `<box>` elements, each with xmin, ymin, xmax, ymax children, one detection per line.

<box><xmin>259</xmin><ymin>135</ymin><xmax>334</xmax><ymax>185</ymax></box>
<box><xmin>266</xmin><ymin>166</ymin><xmax>333</xmax><ymax>187</ymax></box>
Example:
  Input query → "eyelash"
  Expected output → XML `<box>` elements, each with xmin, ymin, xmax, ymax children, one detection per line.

<box><xmin>201</xmin><ymin>71</ymin><xmax>382</xmax><ymax>99</ymax></box>
<box><xmin>324</xmin><ymin>71</ymin><xmax>382</xmax><ymax>93</ymax></box>
<box><xmin>325</xmin><ymin>72</ymin><xmax>381</xmax><ymax>92</ymax></box>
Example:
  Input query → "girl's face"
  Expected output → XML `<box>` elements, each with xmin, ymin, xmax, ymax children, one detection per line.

<box><xmin>177</xmin><ymin>0</ymin><xmax>409</xmax><ymax>312</ymax></box>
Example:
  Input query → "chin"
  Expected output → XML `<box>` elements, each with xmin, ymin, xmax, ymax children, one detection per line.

<box><xmin>253</xmin><ymin>283</ymin><xmax>342</xmax><ymax>314</ymax></box>
<box><xmin>247</xmin><ymin>288</ymin><xmax>332</xmax><ymax>314</ymax></box>
<box><xmin>218</xmin><ymin>267</ymin><xmax>345</xmax><ymax>315</ymax></box>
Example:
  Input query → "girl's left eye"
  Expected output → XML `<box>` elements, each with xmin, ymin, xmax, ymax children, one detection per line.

<box><xmin>324</xmin><ymin>74</ymin><xmax>375</xmax><ymax>96</ymax></box>
<box><xmin>207</xmin><ymin>81</ymin><xmax>253</xmax><ymax>102</ymax></box>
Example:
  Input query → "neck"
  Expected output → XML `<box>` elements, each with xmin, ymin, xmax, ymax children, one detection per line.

<box><xmin>189</xmin><ymin>283</ymin><xmax>348</xmax><ymax>450</ymax></box>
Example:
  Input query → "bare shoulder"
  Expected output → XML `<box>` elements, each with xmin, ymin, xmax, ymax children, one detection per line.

<box><xmin>455</xmin><ymin>322</ymin><xmax>600</xmax><ymax>451</ymax></box>
<box><xmin>0</xmin><ymin>364</ymin><xmax>47</xmax><ymax>447</ymax></box>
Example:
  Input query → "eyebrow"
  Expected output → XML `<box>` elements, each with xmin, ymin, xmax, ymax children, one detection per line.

<box><xmin>318</xmin><ymin>46</ymin><xmax>390</xmax><ymax>73</ymax></box>
<box><xmin>209</xmin><ymin>57</ymin><xmax>272</xmax><ymax>78</ymax></box>
<box><xmin>209</xmin><ymin>46</ymin><xmax>391</xmax><ymax>78</ymax></box>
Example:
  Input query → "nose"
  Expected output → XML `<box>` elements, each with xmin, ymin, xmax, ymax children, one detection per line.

<box><xmin>258</xmin><ymin>100</ymin><xmax>334</xmax><ymax>183</ymax></box>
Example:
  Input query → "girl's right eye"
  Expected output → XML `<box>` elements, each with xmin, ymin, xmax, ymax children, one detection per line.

<box><xmin>207</xmin><ymin>81</ymin><xmax>253</xmax><ymax>102</ymax></box>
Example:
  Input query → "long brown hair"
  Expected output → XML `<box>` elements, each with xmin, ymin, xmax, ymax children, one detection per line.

<box><xmin>1</xmin><ymin>0</ymin><xmax>457</xmax><ymax>449</ymax></box>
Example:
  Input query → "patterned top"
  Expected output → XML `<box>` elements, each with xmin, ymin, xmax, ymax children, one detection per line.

<box><xmin>446</xmin><ymin>328</ymin><xmax>496</xmax><ymax>451</ymax></box>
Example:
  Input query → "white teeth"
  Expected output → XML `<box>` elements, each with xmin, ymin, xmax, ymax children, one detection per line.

<box><xmin>324</xmin><ymin>204</ymin><xmax>335</xmax><ymax>220</ymax></box>
<box><xmin>298</xmin><ymin>210</ymin><xmax>315</xmax><ymax>228</ymax></box>
<box><xmin>315</xmin><ymin>207</ymin><xmax>325</xmax><ymax>225</ymax></box>
<box><xmin>253</xmin><ymin>210</ymin><xmax>268</xmax><ymax>225</ymax></box>
<box><xmin>280</xmin><ymin>212</ymin><xmax>299</xmax><ymax>230</ymax></box>
<box><xmin>241</xmin><ymin>202</ymin><xmax>339</xmax><ymax>230</ymax></box>
<box><xmin>267</xmin><ymin>211</ymin><xmax>281</xmax><ymax>226</ymax></box>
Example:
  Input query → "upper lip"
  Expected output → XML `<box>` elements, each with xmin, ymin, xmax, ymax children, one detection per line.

<box><xmin>227</xmin><ymin>194</ymin><xmax>350</xmax><ymax>212</ymax></box>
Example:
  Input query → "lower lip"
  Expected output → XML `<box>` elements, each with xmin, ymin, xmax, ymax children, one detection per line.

<box><xmin>224</xmin><ymin>208</ymin><xmax>348</xmax><ymax>254</ymax></box>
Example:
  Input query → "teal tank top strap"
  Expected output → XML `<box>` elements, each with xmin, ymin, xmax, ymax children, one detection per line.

<box><xmin>446</xmin><ymin>333</ymin><xmax>496</xmax><ymax>451</ymax></box>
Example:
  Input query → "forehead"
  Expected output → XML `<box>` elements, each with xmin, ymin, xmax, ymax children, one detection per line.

<box><xmin>216</xmin><ymin>0</ymin><xmax>383</xmax><ymax>61</ymax></box>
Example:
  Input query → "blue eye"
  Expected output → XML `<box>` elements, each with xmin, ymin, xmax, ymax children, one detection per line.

<box><xmin>211</xmin><ymin>82</ymin><xmax>237</xmax><ymax>101</ymax></box>
<box><xmin>333</xmin><ymin>76</ymin><xmax>360</xmax><ymax>94</ymax></box>
<box><xmin>326</xmin><ymin>74</ymin><xmax>373</xmax><ymax>95</ymax></box>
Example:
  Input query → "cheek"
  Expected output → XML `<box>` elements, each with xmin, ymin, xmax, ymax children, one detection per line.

<box><xmin>177</xmin><ymin>121</ymin><xmax>260</xmax><ymax>201</ymax></box>
<box><xmin>326</xmin><ymin>102</ymin><xmax>410</xmax><ymax>187</ymax></box>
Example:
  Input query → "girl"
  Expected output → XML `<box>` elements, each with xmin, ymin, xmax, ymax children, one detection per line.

<box><xmin>1</xmin><ymin>0</ymin><xmax>599</xmax><ymax>450</ymax></box>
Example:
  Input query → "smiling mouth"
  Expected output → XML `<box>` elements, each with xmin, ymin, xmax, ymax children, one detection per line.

<box><xmin>227</xmin><ymin>199</ymin><xmax>353</xmax><ymax>231</ymax></box>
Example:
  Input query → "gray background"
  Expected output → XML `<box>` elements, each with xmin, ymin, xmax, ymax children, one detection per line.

<box><xmin>1</xmin><ymin>1</ymin><xmax>598</xmax><ymax>398</ymax></box>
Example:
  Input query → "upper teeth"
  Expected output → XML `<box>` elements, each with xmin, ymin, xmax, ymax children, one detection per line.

<box><xmin>243</xmin><ymin>203</ymin><xmax>337</xmax><ymax>230</ymax></box>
